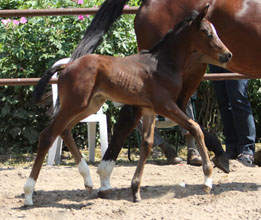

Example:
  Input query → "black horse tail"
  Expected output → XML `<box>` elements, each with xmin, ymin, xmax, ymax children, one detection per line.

<box><xmin>33</xmin><ymin>64</ymin><xmax>66</xmax><ymax>103</ymax></box>
<box><xmin>70</xmin><ymin>0</ymin><xmax>130</xmax><ymax>60</ymax></box>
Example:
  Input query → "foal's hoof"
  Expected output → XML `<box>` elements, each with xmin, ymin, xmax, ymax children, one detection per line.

<box><xmin>203</xmin><ymin>185</ymin><xmax>212</xmax><ymax>194</ymax></box>
<box><xmin>212</xmin><ymin>154</ymin><xmax>230</xmax><ymax>173</ymax></box>
<box><xmin>133</xmin><ymin>193</ymin><xmax>142</xmax><ymax>203</ymax></box>
<box><xmin>133</xmin><ymin>196</ymin><xmax>142</xmax><ymax>203</ymax></box>
<box><xmin>23</xmin><ymin>202</ymin><xmax>33</xmax><ymax>207</ymax></box>
<box><xmin>85</xmin><ymin>185</ymin><xmax>93</xmax><ymax>193</ymax></box>
<box><xmin>98</xmin><ymin>189</ymin><xmax>113</xmax><ymax>199</ymax></box>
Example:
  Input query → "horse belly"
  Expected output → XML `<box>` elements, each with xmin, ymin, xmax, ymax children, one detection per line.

<box><xmin>96</xmin><ymin>79</ymin><xmax>148</xmax><ymax>107</ymax></box>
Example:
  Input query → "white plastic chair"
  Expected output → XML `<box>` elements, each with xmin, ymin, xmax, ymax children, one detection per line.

<box><xmin>47</xmin><ymin>58</ymin><xmax>108</xmax><ymax>165</ymax></box>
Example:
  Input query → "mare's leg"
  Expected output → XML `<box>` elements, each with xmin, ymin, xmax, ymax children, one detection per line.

<box><xmin>131</xmin><ymin>114</ymin><xmax>156</xmax><ymax>202</ymax></box>
<box><xmin>156</xmin><ymin>102</ymin><xmax>213</xmax><ymax>193</ymax></box>
<box><xmin>201</xmin><ymin>126</ymin><xmax>229</xmax><ymax>173</ymax></box>
<box><xmin>97</xmin><ymin>105</ymin><xmax>142</xmax><ymax>197</ymax></box>
<box><xmin>23</xmin><ymin>110</ymin><xmax>79</xmax><ymax>206</ymax></box>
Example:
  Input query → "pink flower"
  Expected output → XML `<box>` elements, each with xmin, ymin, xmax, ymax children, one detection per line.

<box><xmin>85</xmin><ymin>15</ymin><xmax>90</xmax><ymax>18</ymax></box>
<box><xmin>20</xmin><ymin>17</ymin><xmax>27</xmax><ymax>24</ymax></box>
<box><xmin>12</xmin><ymin>20</ymin><xmax>20</xmax><ymax>25</ymax></box>
<box><xmin>78</xmin><ymin>15</ymin><xmax>84</xmax><ymax>20</ymax></box>
<box><xmin>77</xmin><ymin>0</ymin><xmax>83</xmax><ymax>4</ymax></box>
<box><xmin>1</xmin><ymin>19</ymin><xmax>11</xmax><ymax>26</ymax></box>
<box><xmin>124</xmin><ymin>5</ymin><xmax>129</xmax><ymax>8</ymax></box>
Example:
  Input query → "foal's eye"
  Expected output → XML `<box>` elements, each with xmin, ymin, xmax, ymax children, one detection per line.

<box><xmin>207</xmin><ymin>34</ymin><xmax>213</xmax><ymax>39</ymax></box>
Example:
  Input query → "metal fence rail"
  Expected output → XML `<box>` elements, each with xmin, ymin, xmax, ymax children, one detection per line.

<box><xmin>0</xmin><ymin>7</ymin><xmax>139</xmax><ymax>17</ymax></box>
<box><xmin>0</xmin><ymin>73</ymin><xmax>258</xmax><ymax>86</ymax></box>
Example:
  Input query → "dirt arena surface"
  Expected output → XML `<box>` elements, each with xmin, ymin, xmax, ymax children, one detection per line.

<box><xmin>0</xmin><ymin>157</ymin><xmax>261</xmax><ymax>220</ymax></box>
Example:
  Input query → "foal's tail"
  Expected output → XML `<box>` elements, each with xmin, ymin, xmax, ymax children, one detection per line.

<box><xmin>70</xmin><ymin>0</ymin><xmax>130</xmax><ymax>60</ymax></box>
<box><xmin>33</xmin><ymin>64</ymin><xmax>65</xmax><ymax>103</ymax></box>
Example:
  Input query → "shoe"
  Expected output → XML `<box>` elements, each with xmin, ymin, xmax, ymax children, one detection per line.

<box><xmin>159</xmin><ymin>142</ymin><xmax>183</xmax><ymax>165</ymax></box>
<box><xmin>164</xmin><ymin>146</ymin><xmax>183</xmax><ymax>165</ymax></box>
<box><xmin>187</xmin><ymin>149</ymin><xmax>202</xmax><ymax>166</ymax></box>
<box><xmin>166</xmin><ymin>155</ymin><xmax>183</xmax><ymax>165</ymax></box>
<box><xmin>237</xmin><ymin>154</ymin><xmax>255</xmax><ymax>167</ymax></box>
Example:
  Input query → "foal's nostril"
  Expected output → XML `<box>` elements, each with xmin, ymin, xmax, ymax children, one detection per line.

<box><xmin>219</xmin><ymin>52</ymin><xmax>233</xmax><ymax>63</ymax></box>
<box><xmin>227</xmin><ymin>52</ymin><xmax>232</xmax><ymax>60</ymax></box>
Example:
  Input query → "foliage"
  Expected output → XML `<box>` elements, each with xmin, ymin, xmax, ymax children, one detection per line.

<box><xmin>0</xmin><ymin>0</ymin><xmax>138</xmax><ymax>154</ymax></box>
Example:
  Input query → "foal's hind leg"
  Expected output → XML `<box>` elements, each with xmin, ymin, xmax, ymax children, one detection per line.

<box><xmin>97</xmin><ymin>105</ymin><xmax>142</xmax><ymax>197</ymax></box>
<box><xmin>59</xmin><ymin>103</ymin><xmax>105</xmax><ymax>192</ymax></box>
<box><xmin>131</xmin><ymin>113</ymin><xmax>156</xmax><ymax>202</ymax></box>
<box><xmin>23</xmin><ymin>111</ymin><xmax>76</xmax><ymax>205</ymax></box>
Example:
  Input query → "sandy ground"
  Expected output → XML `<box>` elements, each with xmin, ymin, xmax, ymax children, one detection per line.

<box><xmin>0</xmin><ymin>157</ymin><xmax>261</xmax><ymax>220</ymax></box>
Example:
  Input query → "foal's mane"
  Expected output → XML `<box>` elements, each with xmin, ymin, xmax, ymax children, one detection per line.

<box><xmin>140</xmin><ymin>11</ymin><xmax>199</xmax><ymax>54</ymax></box>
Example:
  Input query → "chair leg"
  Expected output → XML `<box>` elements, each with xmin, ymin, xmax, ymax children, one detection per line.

<box><xmin>88</xmin><ymin>122</ymin><xmax>97</xmax><ymax>162</ymax></box>
<box><xmin>47</xmin><ymin>136</ymin><xmax>63</xmax><ymax>166</ymax></box>
<box><xmin>54</xmin><ymin>137</ymin><xmax>63</xmax><ymax>164</ymax></box>
<box><xmin>99</xmin><ymin>115</ymin><xmax>108</xmax><ymax>157</ymax></box>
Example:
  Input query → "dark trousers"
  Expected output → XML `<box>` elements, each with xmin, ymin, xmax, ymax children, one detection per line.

<box><xmin>209</xmin><ymin>65</ymin><xmax>255</xmax><ymax>158</ymax></box>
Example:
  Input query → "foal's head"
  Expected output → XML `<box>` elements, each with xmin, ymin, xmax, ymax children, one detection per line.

<box><xmin>188</xmin><ymin>5</ymin><xmax>232</xmax><ymax>64</ymax></box>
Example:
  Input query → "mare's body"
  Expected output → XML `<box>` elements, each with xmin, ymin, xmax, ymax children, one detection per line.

<box><xmin>24</xmin><ymin>8</ymin><xmax>231</xmax><ymax>204</ymax></box>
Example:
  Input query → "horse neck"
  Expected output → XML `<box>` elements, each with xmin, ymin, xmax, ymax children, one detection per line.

<box><xmin>152</xmin><ymin>30</ymin><xmax>192</xmax><ymax>72</ymax></box>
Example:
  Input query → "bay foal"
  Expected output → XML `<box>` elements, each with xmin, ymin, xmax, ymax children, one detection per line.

<box><xmin>24</xmin><ymin>6</ymin><xmax>231</xmax><ymax>205</ymax></box>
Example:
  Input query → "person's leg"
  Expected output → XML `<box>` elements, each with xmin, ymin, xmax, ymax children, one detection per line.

<box><xmin>226</xmin><ymin>79</ymin><xmax>255</xmax><ymax>164</ymax></box>
<box><xmin>182</xmin><ymin>98</ymin><xmax>202</xmax><ymax>166</ymax></box>
<box><xmin>137</xmin><ymin>119</ymin><xmax>183</xmax><ymax>164</ymax></box>
<box><xmin>212</xmin><ymin>80</ymin><xmax>239</xmax><ymax>158</ymax></box>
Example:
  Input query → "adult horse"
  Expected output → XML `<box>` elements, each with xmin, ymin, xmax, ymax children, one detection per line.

<box><xmin>24</xmin><ymin>7</ymin><xmax>232</xmax><ymax>205</ymax></box>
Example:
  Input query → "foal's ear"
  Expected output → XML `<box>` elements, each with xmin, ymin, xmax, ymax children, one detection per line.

<box><xmin>193</xmin><ymin>4</ymin><xmax>210</xmax><ymax>26</ymax></box>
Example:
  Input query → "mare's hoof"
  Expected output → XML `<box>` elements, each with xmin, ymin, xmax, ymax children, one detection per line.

<box><xmin>212</xmin><ymin>154</ymin><xmax>230</xmax><ymax>173</ymax></box>
<box><xmin>203</xmin><ymin>185</ymin><xmax>211</xmax><ymax>194</ymax></box>
<box><xmin>85</xmin><ymin>185</ymin><xmax>93</xmax><ymax>193</ymax></box>
<box><xmin>97</xmin><ymin>189</ymin><xmax>113</xmax><ymax>199</ymax></box>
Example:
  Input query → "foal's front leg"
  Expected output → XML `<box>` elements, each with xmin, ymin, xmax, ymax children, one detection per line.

<box><xmin>131</xmin><ymin>113</ymin><xmax>156</xmax><ymax>202</ymax></box>
<box><xmin>157</xmin><ymin>102</ymin><xmax>213</xmax><ymax>193</ymax></box>
<box><xmin>23</xmin><ymin>113</ymin><xmax>70</xmax><ymax>206</ymax></box>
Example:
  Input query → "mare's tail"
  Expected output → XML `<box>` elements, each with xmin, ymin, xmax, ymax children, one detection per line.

<box><xmin>70</xmin><ymin>0</ymin><xmax>130</xmax><ymax>60</ymax></box>
<box><xmin>33</xmin><ymin>64</ymin><xmax>66</xmax><ymax>103</ymax></box>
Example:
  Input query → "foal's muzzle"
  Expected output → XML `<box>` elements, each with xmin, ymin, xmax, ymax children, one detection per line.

<box><xmin>219</xmin><ymin>52</ymin><xmax>232</xmax><ymax>63</ymax></box>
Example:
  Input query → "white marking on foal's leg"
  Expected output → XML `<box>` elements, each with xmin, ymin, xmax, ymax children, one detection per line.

<box><xmin>23</xmin><ymin>178</ymin><xmax>36</xmax><ymax>206</ymax></box>
<box><xmin>204</xmin><ymin>175</ymin><xmax>212</xmax><ymax>188</ymax></box>
<box><xmin>97</xmin><ymin>160</ymin><xmax>115</xmax><ymax>192</ymax></box>
<box><xmin>204</xmin><ymin>175</ymin><xmax>212</xmax><ymax>193</ymax></box>
<box><xmin>78</xmin><ymin>158</ymin><xmax>93</xmax><ymax>191</ymax></box>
